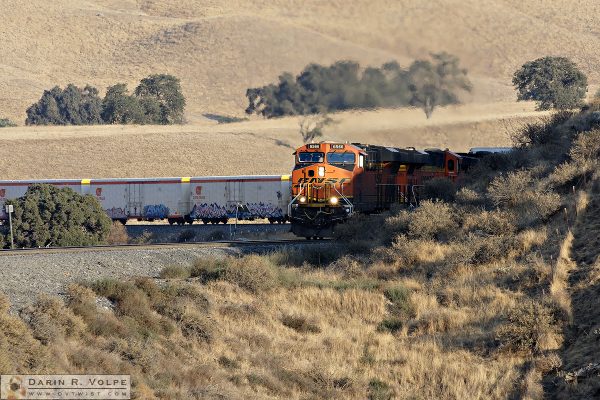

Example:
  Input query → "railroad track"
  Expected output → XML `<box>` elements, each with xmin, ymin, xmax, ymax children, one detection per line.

<box><xmin>0</xmin><ymin>238</ymin><xmax>330</xmax><ymax>256</ymax></box>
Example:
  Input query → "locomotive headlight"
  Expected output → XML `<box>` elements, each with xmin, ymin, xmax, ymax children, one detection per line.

<box><xmin>329</xmin><ymin>196</ymin><xmax>339</xmax><ymax>205</ymax></box>
<box><xmin>318</xmin><ymin>166</ymin><xmax>325</xmax><ymax>177</ymax></box>
<box><xmin>299</xmin><ymin>196</ymin><xmax>307</xmax><ymax>203</ymax></box>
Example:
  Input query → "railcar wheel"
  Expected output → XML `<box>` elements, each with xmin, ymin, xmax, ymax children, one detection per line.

<box><xmin>202</xmin><ymin>219</ymin><xmax>209</xmax><ymax>224</ymax></box>
<box><xmin>168</xmin><ymin>219</ymin><xmax>175</xmax><ymax>226</ymax></box>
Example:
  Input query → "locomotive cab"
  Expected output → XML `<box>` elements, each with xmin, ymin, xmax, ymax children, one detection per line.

<box><xmin>289</xmin><ymin>142</ymin><xmax>366</xmax><ymax>238</ymax></box>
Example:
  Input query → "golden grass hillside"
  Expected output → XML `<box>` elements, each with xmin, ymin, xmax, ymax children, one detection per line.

<box><xmin>1</xmin><ymin>108</ymin><xmax>600</xmax><ymax>399</ymax></box>
<box><xmin>1</xmin><ymin>0</ymin><xmax>600</xmax><ymax>123</ymax></box>
<box><xmin>0</xmin><ymin>103</ymin><xmax>546</xmax><ymax>179</ymax></box>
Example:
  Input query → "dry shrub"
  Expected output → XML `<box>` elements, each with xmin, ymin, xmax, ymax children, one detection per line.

<box><xmin>383</xmin><ymin>285</ymin><xmax>415</xmax><ymax>318</ymax></box>
<box><xmin>179</xmin><ymin>312</ymin><xmax>215</xmax><ymax>343</ymax></box>
<box><xmin>281</xmin><ymin>313</ymin><xmax>321</xmax><ymax>334</ymax></box>
<box><xmin>25</xmin><ymin>295</ymin><xmax>86</xmax><ymax>344</ymax></box>
<box><xmin>92</xmin><ymin>279</ymin><xmax>174</xmax><ymax>337</ymax></box>
<box><xmin>327</xmin><ymin>255</ymin><xmax>365</xmax><ymax>278</ymax></box>
<box><xmin>0</xmin><ymin>295</ymin><xmax>50</xmax><ymax>374</ymax></box>
<box><xmin>535</xmin><ymin>353</ymin><xmax>562</xmax><ymax>374</ymax></box>
<box><xmin>462</xmin><ymin>209</ymin><xmax>516</xmax><ymax>236</ymax></box>
<box><xmin>377</xmin><ymin>317</ymin><xmax>404</xmax><ymax>334</ymax></box>
<box><xmin>455</xmin><ymin>187</ymin><xmax>484</xmax><ymax>206</ymax></box>
<box><xmin>66</xmin><ymin>284</ymin><xmax>129</xmax><ymax>338</ymax></box>
<box><xmin>496</xmin><ymin>301</ymin><xmax>557</xmax><ymax>355</ymax></box>
<box><xmin>384</xmin><ymin>209</ymin><xmax>411</xmax><ymax>236</ymax></box>
<box><xmin>106</xmin><ymin>221</ymin><xmax>129</xmax><ymax>244</ymax></box>
<box><xmin>368</xmin><ymin>379</ymin><xmax>395</xmax><ymax>400</ymax></box>
<box><xmin>488</xmin><ymin>171</ymin><xmax>561</xmax><ymax>225</ymax></box>
<box><xmin>409</xmin><ymin>308</ymin><xmax>470</xmax><ymax>335</ymax></box>
<box><xmin>159</xmin><ymin>264</ymin><xmax>190</xmax><ymax>279</ymax></box>
<box><xmin>408</xmin><ymin>200</ymin><xmax>457</xmax><ymax>240</ymax></box>
<box><xmin>129</xmin><ymin>230</ymin><xmax>154</xmax><ymax>244</ymax></box>
<box><xmin>488</xmin><ymin>170</ymin><xmax>534</xmax><ymax>208</ymax></box>
<box><xmin>223</xmin><ymin>255</ymin><xmax>278</xmax><ymax>293</ymax></box>
<box><xmin>190</xmin><ymin>257</ymin><xmax>227</xmax><ymax>282</ymax></box>
<box><xmin>391</xmin><ymin>236</ymin><xmax>448</xmax><ymax>266</ymax></box>
<box><xmin>176</xmin><ymin>229</ymin><xmax>196</xmax><ymax>243</ymax></box>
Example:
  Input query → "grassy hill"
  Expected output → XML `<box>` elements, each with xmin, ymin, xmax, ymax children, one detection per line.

<box><xmin>2</xmin><ymin>106</ymin><xmax>600</xmax><ymax>398</ymax></box>
<box><xmin>0</xmin><ymin>103</ymin><xmax>546</xmax><ymax>179</ymax></box>
<box><xmin>1</xmin><ymin>0</ymin><xmax>600</xmax><ymax>123</ymax></box>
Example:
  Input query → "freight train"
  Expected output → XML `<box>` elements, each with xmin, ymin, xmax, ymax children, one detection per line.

<box><xmin>0</xmin><ymin>143</ymin><xmax>508</xmax><ymax>238</ymax></box>
<box><xmin>0</xmin><ymin>176</ymin><xmax>291</xmax><ymax>225</ymax></box>
<box><xmin>287</xmin><ymin>143</ymin><xmax>507</xmax><ymax>238</ymax></box>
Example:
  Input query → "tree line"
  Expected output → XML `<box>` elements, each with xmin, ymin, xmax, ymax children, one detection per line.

<box><xmin>246</xmin><ymin>53</ymin><xmax>473</xmax><ymax>119</ymax></box>
<box><xmin>25</xmin><ymin>74</ymin><xmax>185</xmax><ymax>126</ymax></box>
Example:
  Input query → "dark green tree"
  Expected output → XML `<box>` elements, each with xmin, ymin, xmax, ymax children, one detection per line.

<box><xmin>102</xmin><ymin>83</ymin><xmax>146</xmax><ymax>124</ymax></box>
<box><xmin>134</xmin><ymin>74</ymin><xmax>186</xmax><ymax>124</ymax></box>
<box><xmin>2</xmin><ymin>184</ymin><xmax>111</xmax><ymax>248</ymax></box>
<box><xmin>408</xmin><ymin>52</ymin><xmax>472</xmax><ymax>118</ymax></box>
<box><xmin>513</xmin><ymin>56</ymin><xmax>588</xmax><ymax>110</ymax></box>
<box><xmin>25</xmin><ymin>84</ymin><xmax>103</xmax><ymax>125</ymax></box>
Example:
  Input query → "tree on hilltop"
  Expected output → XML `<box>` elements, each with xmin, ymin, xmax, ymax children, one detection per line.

<box><xmin>25</xmin><ymin>84</ymin><xmax>102</xmax><ymax>125</ymax></box>
<box><xmin>408</xmin><ymin>52</ymin><xmax>472</xmax><ymax>118</ymax></box>
<box><xmin>135</xmin><ymin>74</ymin><xmax>186</xmax><ymax>124</ymax></box>
<box><xmin>513</xmin><ymin>56</ymin><xmax>587</xmax><ymax>110</ymax></box>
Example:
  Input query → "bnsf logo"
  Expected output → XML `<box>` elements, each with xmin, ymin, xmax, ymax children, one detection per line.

<box><xmin>0</xmin><ymin>189</ymin><xmax>5</xmax><ymax>198</ymax></box>
<box><xmin>96</xmin><ymin>188</ymin><xmax>102</xmax><ymax>196</ymax></box>
<box><xmin>295</xmin><ymin>178</ymin><xmax>349</xmax><ymax>185</ymax></box>
<box><xmin>195</xmin><ymin>186</ymin><xmax>202</xmax><ymax>195</ymax></box>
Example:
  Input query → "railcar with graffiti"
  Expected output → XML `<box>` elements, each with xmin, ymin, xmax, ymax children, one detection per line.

<box><xmin>0</xmin><ymin>175</ymin><xmax>291</xmax><ymax>225</ymax></box>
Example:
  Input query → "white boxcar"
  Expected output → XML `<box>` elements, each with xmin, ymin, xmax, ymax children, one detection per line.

<box><xmin>0</xmin><ymin>175</ymin><xmax>291</xmax><ymax>224</ymax></box>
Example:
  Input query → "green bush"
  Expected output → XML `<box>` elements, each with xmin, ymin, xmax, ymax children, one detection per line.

<box><xmin>4</xmin><ymin>184</ymin><xmax>111</xmax><ymax>248</ymax></box>
<box><xmin>0</xmin><ymin>118</ymin><xmax>16</xmax><ymax>127</ymax></box>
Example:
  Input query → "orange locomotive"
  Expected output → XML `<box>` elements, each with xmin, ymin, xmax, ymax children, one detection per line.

<box><xmin>288</xmin><ymin>142</ymin><xmax>476</xmax><ymax>238</ymax></box>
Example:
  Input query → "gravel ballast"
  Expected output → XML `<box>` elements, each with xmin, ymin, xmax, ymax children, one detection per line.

<box><xmin>0</xmin><ymin>245</ymin><xmax>263</xmax><ymax>310</ymax></box>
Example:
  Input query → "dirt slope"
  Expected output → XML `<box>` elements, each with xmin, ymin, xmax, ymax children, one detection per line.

<box><xmin>1</xmin><ymin>0</ymin><xmax>599</xmax><ymax>123</ymax></box>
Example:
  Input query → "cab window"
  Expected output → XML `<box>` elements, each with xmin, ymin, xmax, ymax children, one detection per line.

<box><xmin>298</xmin><ymin>152</ymin><xmax>324</xmax><ymax>163</ymax></box>
<box><xmin>327</xmin><ymin>152</ymin><xmax>355</xmax><ymax>165</ymax></box>
<box><xmin>447</xmin><ymin>159</ymin><xmax>455</xmax><ymax>172</ymax></box>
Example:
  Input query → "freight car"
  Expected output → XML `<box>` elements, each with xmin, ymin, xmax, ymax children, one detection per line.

<box><xmin>0</xmin><ymin>175</ymin><xmax>291</xmax><ymax>225</ymax></box>
<box><xmin>288</xmin><ymin>142</ymin><xmax>486</xmax><ymax>238</ymax></box>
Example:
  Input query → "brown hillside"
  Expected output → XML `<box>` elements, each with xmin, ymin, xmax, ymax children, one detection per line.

<box><xmin>1</xmin><ymin>0</ymin><xmax>599</xmax><ymax>123</ymax></box>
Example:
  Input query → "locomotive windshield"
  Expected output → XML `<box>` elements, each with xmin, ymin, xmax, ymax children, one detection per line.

<box><xmin>298</xmin><ymin>152</ymin><xmax>324</xmax><ymax>163</ymax></box>
<box><xmin>327</xmin><ymin>152</ymin><xmax>355</xmax><ymax>165</ymax></box>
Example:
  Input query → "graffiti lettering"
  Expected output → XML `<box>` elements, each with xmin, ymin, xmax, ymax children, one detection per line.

<box><xmin>143</xmin><ymin>204</ymin><xmax>170</xmax><ymax>219</ymax></box>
